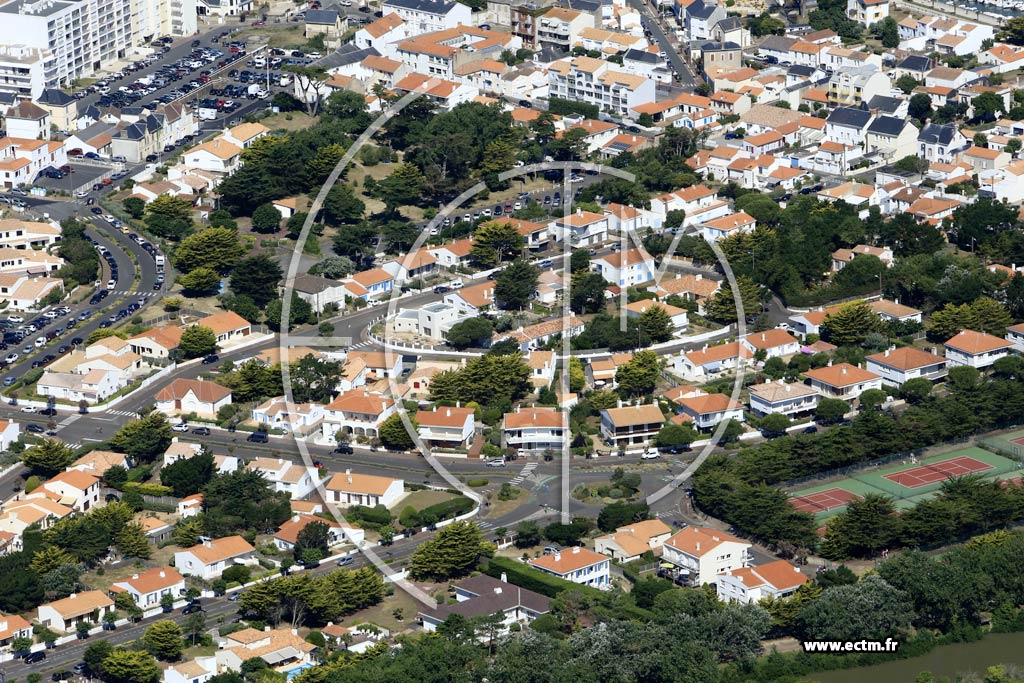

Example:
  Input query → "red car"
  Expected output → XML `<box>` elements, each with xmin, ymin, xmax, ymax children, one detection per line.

<box><xmin>67</xmin><ymin>148</ymin><xmax>84</xmax><ymax>157</ymax></box>
<box><xmin>59</xmin><ymin>165</ymin><xmax>74</xmax><ymax>173</ymax></box>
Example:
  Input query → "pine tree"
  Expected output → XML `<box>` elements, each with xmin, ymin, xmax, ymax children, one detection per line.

<box><xmin>142</xmin><ymin>620</ymin><xmax>184</xmax><ymax>661</ymax></box>
<box><xmin>115</xmin><ymin>523</ymin><xmax>151</xmax><ymax>560</ymax></box>
<box><xmin>21</xmin><ymin>439</ymin><xmax>76</xmax><ymax>475</ymax></box>
<box><xmin>821</xmin><ymin>300</ymin><xmax>878</xmax><ymax>345</ymax></box>
<box><xmin>408</xmin><ymin>521</ymin><xmax>494</xmax><ymax>580</ymax></box>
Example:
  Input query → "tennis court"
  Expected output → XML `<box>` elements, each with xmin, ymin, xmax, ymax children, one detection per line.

<box><xmin>789</xmin><ymin>487</ymin><xmax>861</xmax><ymax>514</ymax></box>
<box><xmin>787</xmin><ymin>447</ymin><xmax>1024</xmax><ymax>521</ymax></box>
<box><xmin>980</xmin><ymin>428</ymin><xmax>1024</xmax><ymax>460</ymax></box>
<box><xmin>883</xmin><ymin>455</ymin><xmax>994</xmax><ymax>489</ymax></box>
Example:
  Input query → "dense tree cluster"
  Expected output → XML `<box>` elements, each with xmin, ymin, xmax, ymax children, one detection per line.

<box><xmin>239</xmin><ymin>567</ymin><xmax>385</xmax><ymax>626</ymax></box>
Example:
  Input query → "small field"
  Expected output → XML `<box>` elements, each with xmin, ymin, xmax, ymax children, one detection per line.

<box><xmin>348</xmin><ymin>587</ymin><xmax>424</xmax><ymax>633</ymax></box>
<box><xmin>788</xmin><ymin>446</ymin><xmax>1024</xmax><ymax>521</ymax></box>
<box><xmin>260</xmin><ymin>111</ymin><xmax>317</xmax><ymax>133</ymax></box>
<box><xmin>400</xmin><ymin>488</ymin><xmax>458</xmax><ymax>511</ymax></box>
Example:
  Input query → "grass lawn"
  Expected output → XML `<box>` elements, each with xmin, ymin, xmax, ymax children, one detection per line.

<box><xmin>182</xmin><ymin>643</ymin><xmax>218</xmax><ymax>659</ymax></box>
<box><xmin>484</xmin><ymin>487</ymin><xmax>527</xmax><ymax>520</ymax></box>
<box><xmin>349</xmin><ymin>161</ymin><xmax>395</xmax><ymax>216</ymax></box>
<box><xmin>234</xmin><ymin>25</ymin><xmax>306</xmax><ymax>49</ymax></box>
<box><xmin>400</xmin><ymin>489</ymin><xmax>458</xmax><ymax>511</ymax></box>
<box><xmin>261</xmin><ymin>111</ymin><xmax>318</xmax><ymax>133</ymax></box>
<box><xmin>347</xmin><ymin>588</ymin><xmax>424</xmax><ymax>633</ymax></box>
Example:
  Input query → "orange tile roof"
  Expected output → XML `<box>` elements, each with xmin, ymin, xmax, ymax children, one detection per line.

<box><xmin>155</xmin><ymin>378</ymin><xmax>231</xmax><ymax>403</ymax></box>
<box><xmin>804</xmin><ymin>363</ymin><xmax>880</xmax><ymax>387</ymax></box>
<box><xmin>684</xmin><ymin>341</ymin><xmax>751</xmax><ymax>366</ymax></box>
<box><xmin>504</xmin><ymin>407</ymin><xmax>563</xmax><ymax>429</ymax></box>
<box><xmin>197</xmin><ymin>311</ymin><xmax>251</xmax><ymax>336</ymax></box>
<box><xmin>727</xmin><ymin>559</ymin><xmax>808</xmax><ymax>591</ymax></box>
<box><xmin>416</xmin><ymin>406</ymin><xmax>474</xmax><ymax>427</ymax></box>
<box><xmin>326</xmin><ymin>471</ymin><xmax>401</xmax><ymax>496</ymax></box>
<box><xmin>867</xmin><ymin>347</ymin><xmax>945</xmax><ymax>371</ymax></box>
<box><xmin>326</xmin><ymin>390</ymin><xmax>394</xmax><ymax>415</ymax></box>
<box><xmin>46</xmin><ymin>469</ymin><xmax>98</xmax><ymax>491</ymax></box>
<box><xmin>185</xmin><ymin>535</ymin><xmax>254</xmax><ymax>564</ymax></box>
<box><xmin>742</xmin><ymin>329</ymin><xmax>798</xmax><ymax>350</ymax></box>
<box><xmin>665</xmin><ymin>526</ymin><xmax>745</xmax><ymax>557</ymax></box>
<box><xmin>677</xmin><ymin>392</ymin><xmax>742</xmax><ymax>414</ymax></box>
<box><xmin>600</xmin><ymin>403</ymin><xmax>664</xmax><ymax>427</ymax></box>
<box><xmin>113</xmin><ymin>568</ymin><xmax>184</xmax><ymax>594</ymax></box>
<box><xmin>529</xmin><ymin>546</ymin><xmax>607</xmax><ymax>574</ymax></box>
<box><xmin>944</xmin><ymin>329</ymin><xmax>1011</xmax><ymax>354</ymax></box>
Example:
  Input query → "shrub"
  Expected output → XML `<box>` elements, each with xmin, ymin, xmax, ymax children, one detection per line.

<box><xmin>417</xmin><ymin>496</ymin><xmax>474</xmax><ymax>525</ymax></box>
<box><xmin>467</xmin><ymin>478</ymin><xmax>489</xmax><ymax>488</ymax></box>
<box><xmin>222</xmin><ymin>565</ymin><xmax>251</xmax><ymax>585</ymax></box>
<box><xmin>482</xmin><ymin>556</ymin><xmax>604</xmax><ymax>600</ymax></box>
<box><xmin>122</xmin><ymin>482</ymin><xmax>173</xmax><ymax>497</ymax></box>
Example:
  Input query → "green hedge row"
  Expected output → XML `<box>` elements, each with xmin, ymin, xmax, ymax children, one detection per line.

<box><xmin>418</xmin><ymin>496</ymin><xmax>474</xmax><ymax>526</ymax></box>
<box><xmin>481</xmin><ymin>556</ymin><xmax>604</xmax><ymax>600</ymax></box>
<box><xmin>122</xmin><ymin>482</ymin><xmax>173</xmax><ymax>497</ymax></box>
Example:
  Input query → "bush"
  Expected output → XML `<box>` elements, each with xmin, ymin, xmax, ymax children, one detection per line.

<box><xmin>222</xmin><ymin>565</ymin><xmax>251</xmax><ymax>585</ymax></box>
<box><xmin>346</xmin><ymin>504</ymin><xmax>393</xmax><ymax>529</ymax></box>
<box><xmin>417</xmin><ymin>496</ymin><xmax>474</xmax><ymax>525</ymax></box>
<box><xmin>122</xmin><ymin>482</ymin><xmax>173</xmax><ymax>497</ymax></box>
<box><xmin>466</xmin><ymin>478</ymin><xmax>489</xmax><ymax>488</ymax></box>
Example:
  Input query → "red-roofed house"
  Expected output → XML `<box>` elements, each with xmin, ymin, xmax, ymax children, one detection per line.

<box><xmin>944</xmin><ymin>329</ymin><xmax>1012</xmax><ymax>369</ymax></box>
<box><xmin>502</xmin><ymin>407</ymin><xmax>564</xmax><ymax>455</ymax></box>
<box><xmin>675</xmin><ymin>341</ymin><xmax>751</xmax><ymax>381</ymax></box>
<box><xmin>417</xmin><ymin>406</ymin><xmax>475</xmax><ymax>447</ymax></box>
<box><xmin>803</xmin><ymin>363</ymin><xmax>882</xmax><ymax>400</ymax></box>
<box><xmin>866</xmin><ymin>347</ymin><xmax>947</xmax><ymax>386</ymax></box>
<box><xmin>591</xmin><ymin>248</ymin><xmax>656</xmax><ymax>288</ymax></box>
<box><xmin>662</xmin><ymin>526</ymin><xmax>751</xmax><ymax>586</ymax></box>
<box><xmin>740</xmin><ymin>329</ymin><xmax>800</xmax><ymax>358</ymax></box>
<box><xmin>717</xmin><ymin>559</ymin><xmax>808</xmax><ymax>603</ymax></box>
<box><xmin>322</xmin><ymin>390</ymin><xmax>396</xmax><ymax>442</ymax></box>
<box><xmin>35</xmin><ymin>470</ymin><xmax>100</xmax><ymax>512</ymax></box>
<box><xmin>155</xmin><ymin>379</ymin><xmax>232</xmax><ymax>418</ymax></box>
<box><xmin>672</xmin><ymin>391</ymin><xmax>744</xmax><ymax>430</ymax></box>
<box><xmin>528</xmin><ymin>546</ymin><xmax>610</xmax><ymax>589</ymax></box>
<box><xmin>110</xmin><ymin>568</ymin><xmax>186</xmax><ymax>608</ymax></box>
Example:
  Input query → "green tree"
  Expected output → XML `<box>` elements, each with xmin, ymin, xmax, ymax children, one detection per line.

<box><xmin>655</xmin><ymin>423</ymin><xmax>698</xmax><ymax>448</ymax></box>
<box><xmin>230</xmin><ymin>253</ymin><xmax>284</xmax><ymax>308</ymax></box>
<box><xmin>123</xmin><ymin>197</ymin><xmax>145</xmax><ymax>219</ymax></box>
<box><xmin>998</xmin><ymin>15</ymin><xmax>1024</xmax><ymax>45</ymax></box>
<box><xmin>445</xmin><ymin>318</ymin><xmax>494</xmax><ymax>350</ymax></box>
<box><xmin>178</xmin><ymin>267</ymin><xmax>221</xmax><ymax>296</ymax></box>
<box><xmin>597</xmin><ymin>501</ymin><xmax>651</xmax><ymax>531</ymax></box>
<box><xmin>115</xmin><ymin>522</ymin><xmax>151</xmax><ymax>559</ymax></box>
<box><xmin>901</xmin><ymin>377</ymin><xmax>933</xmax><ymax>403</ymax></box>
<box><xmin>797</xmin><ymin>575</ymin><xmax>913</xmax><ymax>641</ymax></box>
<box><xmin>178</xmin><ymin>325</ymin><xmax>218</xmax><ymax>359</ymax></box>
<box><xmin>819</xmin><ymin>493</ymin><xmax>900</xmax><ymax>559</ymax></box>
<box><xmin>102</xmin><ymin>649</ymin><xmax>161</xmax><ymax>683</ymax></box>
<box><xmin>876</xmin><ymin>16</ymin><xmax>899</xmax><ymax>47</ymax></box>
<box><xmin>895</xmin><ymin>74</ymin><xmax>920</xmax><ymax>94</ymax></box>
<box><xmin>209</xmin><ymin>209</ymin><xmax>238</xmax><ymax>230</ymax></box>
<box><xmin>760</xmin><ymin>413</ymin><xmax>792</xmax><ymax>436</ymax></box>
<box><xmin>378</xmin><ymin>413</ymin><xmax>416</xmax><ymax>451</ymax></box>
<box><xmin>615</xmin><ymin>350</ymin><xmax>661</xmax><ymax>397</ymax></box>
<box><xmin>293</xmin><ymin>520</ymin><xmax>331</xmax><ymax>561</ymax></box>
<box><xmin>322</xmin><ymin>184</ymin><xmax>365</xmax><ymax>226</ymax></box>
<box><xmin>638</xmin><ymin>304</ymin><xmax>674</xmax><ymax>344</ymax></box>
<box><xmin>110</xmin><ymin>413</ymin><xmax>173</xmax><ymax>463</ymax></box>
<box><xmin>408</xmin><ymin>521</ymin><xmax>494</xmax><ymax>580</ymax></box>
<box><xmin>909</xmin><ymin>93</ymin><xmax>933</xmax><ymax>122</ymax></box>
<box><xmin>183</xmin><ymin>610</ymin><xmax>206</xmax><ymax>646</ymax></box>
<box><xmin>569</xmin><ymin>356</ymin><xmax>585</xmax><ymax>393</ymax></box>
<box><xmin>377</xmin><ymin>163</ymin><xmax>425</xmax><ymax>213</ymax></box>
<box><xmin>174</xmin><ymin>228</ymin><xmax>246</xmax><ymax>275</ymax></box>
<box><xmin>251</xmin><ymin>203</ymin><xmax>283</xmax><ymax>233</ymax></box>
<box><xmin>160</xmin><ymin>451</ymin><xmax>214</xmax><ymax>497</ymax></box>
<box><xmin>514</xmin><ymin>520</ymin><xmax>543</xmax><ymax>548</ymax></box>
<box><xmin>469</xmin><ymin>221</ymin><xmax>525</xmax><ymax>267</ymax></box>
<box><xmin>973</xmin><ymin>91</ymin><xmax>1005</xmax><ymax>122</ymax></box>
<box><xmin>821</xmin><ymin>300</ymin><xmax>878</xmax><ymax>345</ymax></box>
<box><xmin>21</xmin><ymin>438</ymin><xmax>75</xmax><ymax>475</ymax></box>
<box><xmin>570</xmin><ymin>248</ymin><xmax>591</xmax><ymax>273</ymax></box>
<box><xmin>815</xmin><ymin>398</ymin><xmax>849</xmax><ymax>424</ymax></box>
<box><xmin>84</xmin><ymin>639</ymin><xmax>114</xmax><ymax>678</ymax></box>
<box><xmin>569</xmin><ymin>272</ymin><xmax>607</xmax><ymax>314</ymax></box>
<box><xmin>29</xmin><ymin>545</ymin><xmax>75</xmax><ymax>574</ymax></box>
<box><xmin>705</xmin><ymin>276</ymin><xmax>763</xmax><ymax>323</ymax></box>
<box><xmin>308</xmin><ymin>256</ymin><xmax>355</xmax><ymax>279</ymax></box>
<box><xmin>266</xmin><ymin>293</ymin><xmax>315</xmax><ymax>332</ymax></box>
<box><xmin>495</xmin><ymin>259</ymin><xmax>539</xmax><ymax>310</ymax></box>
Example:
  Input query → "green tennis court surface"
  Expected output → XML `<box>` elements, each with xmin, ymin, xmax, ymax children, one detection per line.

<box><xmin>788</xmin><ymin>447</ymin><xmax>1024</xmax><ymax>521</ymax></box>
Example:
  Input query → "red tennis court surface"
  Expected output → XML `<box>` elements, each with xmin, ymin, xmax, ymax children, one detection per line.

<box><xmin>884</xmin><ymin>456</ymin><xmax>993</xmax><ymax>489</ymax></box>
<box><xmin>789</xmin><ymin>487</ymin><xmax>860</xmax><ymax>513</ymax></box>
<box><xmin>1012</xmin><ymin>436</ymin><xmax>1024</xmax><ymax>447</ymax></box>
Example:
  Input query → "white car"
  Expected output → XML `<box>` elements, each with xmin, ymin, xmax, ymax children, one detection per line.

<box><xmin>4</xmin><ymin>353</ymin><xmax>17</xmax><ymax>364</ymax></box>
<box><xmin>641</xmin><ymin>450</ymin><xmax>660</xmax><ymax>460</ymax></box>
<box><xmin>20</xmin><ymin>406</ymin><xmax>37</xmax><ymax>413</ymax></box>
<box><xmin>75</xmin><ymin>190</ymin><xmax>89</xmax><ymax>198</ymax></box>
<box><xmin>107</xmin><ymin>280</ymin><xmax>116</xmax><ymax>290</ymax></box>
<box><xmin>486</xmin><ymin>459</ymin><xmax>506</xmax><ymax>467</ymax></box>
<box><xmin>7</xmin><ymin>315</ymin><xmax>23</xmax><ymax>323</ymax></box>
<box><xmin>172</xmin><ymin>423</ymin><xmax>190</xmax><ymax>432</ymax></box>
<box><xmin>34</xmin><ymin>337</ymin><xmax>45</xmax><ymax>348</ymax></box>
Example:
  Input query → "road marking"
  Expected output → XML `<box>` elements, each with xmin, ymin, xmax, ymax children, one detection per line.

<box><xmin>59</xmin><ymin>414</ymin><xmax>83</xmax><ymax>427</ymax></box>
<box><xmin>477</xmin><ymin>520</ymin><xmax>493</xmax><ymax>529</ymax></box>
<box><xmin>105</xmin><ymin>409</ymin><xmax>138</xmax><ymax>417</ymax></box>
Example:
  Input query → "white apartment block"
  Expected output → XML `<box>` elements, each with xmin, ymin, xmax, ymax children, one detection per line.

<box><xmin>0</xmin><ymin>0</ymin><xmax>194</xmax><ymax>89</ymax></box>
<box><xmin>548</xmin><ymin>56</ymin><xmax>655</xmax><ymax>118</ymax></box>
<box><xmin>0</xmin><ymin>45</ymin><xmax>53</xmax><ymax>99</ymax></box>
<box><xmin>662</xmin><ymin>526</ymin><xmax>752</xmax><ymax>586</ymax></box>
<box><xmin>382</xmin><ymin>0</ymin><xmax>469</xmax><ymax>34</ymax></box>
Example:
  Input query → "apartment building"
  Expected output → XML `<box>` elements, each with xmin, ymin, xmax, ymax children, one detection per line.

<box><xmin>599</xmin><ymin>402</ymin><xmax>664</xmax><ymax>450</ymax></box>
<box><xmin>0</xmin><ymin>45</ymin><xmax>53</xmax><ymax>98</ymax></box>
<box><xmin>528</xmin><ymin>547</ymin><xmax>610</xmax><ymax>589</ymax></box>
<box><xmin>547</xmin><ymin>56</ymin><xmax>655</xmax><ymax>118</ymax></box>
<box><xmin>382</xmin><ymin>0</ymin><xmax>469</xmax><ymax>34</ymax></box>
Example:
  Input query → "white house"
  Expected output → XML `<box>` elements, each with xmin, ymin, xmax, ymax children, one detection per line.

<box><xmin>549</xmin><ymin>209</ymin><xmax>609</xmax><ymax>247</ymax></box>
<box><xmin>0</xmin><ymin>420</ymin><xmax>20</xmax><ymax>451</ymax></box>
<box><xmin>321</xmin><ymin>390</ymin><xmax>396</xmax><ymax>443</ymax></box>
<box><xmin>701</xmin><ymin>211</ymin><xmax>756</xmax><ymax>242</ymax></box>
<box><xmin>273</xmin><ymin>513</ymin><xmax>363</xmax><ymax>552</ymax></box>
<box><xmin>251</xmin><ymin>397</ymin><xmax>325</xmax><ymax>436</ymax></box>
<box><xmin>674</xmin><ymin>342</ymin><xmax>751</xmax><ymax>381</ymax></box>
<box><xmin>528</xmin><ymin>547</ymin><xmax>611</xmax><ymax>589</ymax></box>
<box><xmin>325</xmin><ymin>470</ymin><xmax>404</xmax><ymax>509</ymax></box>
<box><xmin>670</xmin><ymin>390</ymin><xmax>745</xmax><ymax>431</ymax></box>
<box><xmin>37</xmin><ymin>591</ymin><xmax>113</xmax><ymax>632</ymax></box>
<box><xmin>1006</xmin><ymin>322</ymin><xmax>1024</xmax><ymax>353</ymax></box>
<box><xmin>502</xmin><ymin>407</ymin><xmax>564</xmax><ymax>455</ymax></box>
<box><xmin>155</xmin><ymin>379</ymin><xmax>232</xmax><ymax>419</ymax></box>
<box><xmin>865</xmin><ymin>347</ymin><xmax>948</xmax><ymax>387</ymax></box>
<box><xmin>803</xmin><ymin>363</ymin><xmax>882</xmax><ymax>400</ymax></box>
<box><xmin>182</xmin><ymin>138</ymin><xmax>242</xmax><ymax>174</ymax></box>
<box><xmin>662</xmin><ymin>526</ymin><xmax>752</xmax><ymax>586</ymax></box>
<box><xmin>717</xmin><ymin>559</ymin><xmax>808</xmax><ymax>604</ymax></box>
<box><xmin>173</xmin><ymin>536</ymin><xmax>256</xmax><ymax>581</ymax></box>
<box><xmin>34</xmin><ymin>469</ymin><xmax>100</xmax><ymax>513</ymax></box>
<box><xmin>748</xmin><ymin>380</ymin><xmax>820</xmax><ymax>417</ymax></box>
<box><xmin>382</xmin><ymin>0</ymin><xmax>470</xmax><ymax>33</ymax></box>
<box><xmin>110</xmin><ymin>568</ymin><xmax>186</xmax><ymax>608</ymax></box>
<box><xmin>599</xmin><ymin>403</ymin><xmax>665</xmax><ymax>450</ymax></box>
<box><xmin>416</xmin><ymin>406</ymin><xmax>475</xmax><ymax>448</ymax></box>
<box><xmin>246</xmin><ymin>457</ymin><xmax>317</xmax><ymax>499</ymax></box>
<box><xmin>944</xmin><ymin>329</ymin><xmax>1012</xmax><ymax>369</ymax></box>
<box><xmin>591</xmin><ymin>248</ymin><xmax>656</xmax><ymax>288</ymax></box>
<box><xmin>740</xmin><ymin>329</ymin><xmax>800</xmax><ymax>359</ymax></box>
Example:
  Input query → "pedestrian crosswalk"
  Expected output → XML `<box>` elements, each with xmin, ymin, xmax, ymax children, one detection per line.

<box><xmin>105</xmin><ymin>409</ymin><xmax>138</xmax><ymax>417</ymax></box>
<box><xmin>347</xmin><ymin>340</ymin><xmax>372</xmax><ymax>349</ymax></box>
<box><xmin>655</xmin><ymin>510</ymin><xmax>674</xmax><ymax>519</ymax></box>
<box><xmin>509</xmin><ymin>462</ymin><xmax>538</xmax><ymax>486</ymax></box>
<box><xmin>112</xmin><ymin>290</ymin><xmax>159</xmax><ymax>297</ymax></box>
<box><xmin>477</xmin><ymin>520</ymin><xmax>494</xmax><ymax>529</ymax></box>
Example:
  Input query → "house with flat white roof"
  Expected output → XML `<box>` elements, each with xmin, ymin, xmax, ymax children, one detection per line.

<box><xmin>865</xmin><ymin>347</ymin><xmax>947</xmax><ymax>387</ymax></box>
<box><xmin>717</xmin><ymin>559</ymin><xmax>808</xmax><ymax>604</ymax></box>
<box><xmin>944</xmin><ymin>329</ymin><xmax>1012</xmax><ymax>369</ymax></box>
<box><xmin>528</xmin><ymin>546</ymin><xmax>611</xmax><ymax>589</ymax></box>
<box><xmin>662</xmin><ymin>526</ymin><xmax>752</xmax><ymax>586</ymax></box>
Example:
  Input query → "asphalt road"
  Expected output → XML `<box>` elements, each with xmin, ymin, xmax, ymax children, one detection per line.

<box><xmin>628</xmin><ymin>0</ymin><xmax>698</xmax><ymax>89</ymax></box>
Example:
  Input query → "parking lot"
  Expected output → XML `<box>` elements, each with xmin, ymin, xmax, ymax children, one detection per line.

<box><xmin>33</xmin><ymin>162</ymin><xmax>111</xmax><ymax>194</ymax></box>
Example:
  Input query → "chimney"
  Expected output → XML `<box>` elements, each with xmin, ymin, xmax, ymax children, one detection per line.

<box><xmin>827</xmin><ymin>360</ymin><xmax>833</xmax><ymax>367</ymax></box>
<box><xmin>70</xmin><ymin>593</ymin><xmax>77</xmax><ymax>599</ymax></box>
<box><xmin>159</xmin><ymin>570</ymin><xmax>165</xmax><ymax>578</ymax></box>
<box><xmin>131</xmin><ymin>574</ymin><xmax>139</xmax><ymax>580</ymax></box>
<box><xmin>841</xmin><ymin>367</ymin><xmax>847</xmax><ymax>375</ymax></box>
<box><xmin>554</xmin><ymin>552</ymin><xmax>561</xmax><ymax>561</ymax></box>
<box><xmin>500</xmin><ymin>572</ymin><xmax>507</xmax><ymax>583</ymax></box>
<box><xmin>446</xmin><ymin>408</ymin><xmax>451</xmax><ymax>417</ymax></box>
<box><xmin>695</xmin><ymin>543</ymin><xmax>699</xmax><ymax>552</ymax></box>
<box><xmin>885</xmin><ymin>348</ymin><xmax>891</xmax><ymax>357</ymax></box>
<box><xmin>785</xmin><ymin>384</ymin><xmax>791</xmax><ymax>393</ymax></box>
<box><xmin>291</xmin><ymin>628</ymin><xmax>298</xmax><ymax>636</ymax></box>
<box><xmin>494</xmin><ymin>586</ymin><xmax>502</xmax><ymax>595</ymax></box>
<box><xmin>572</xmin><ymin>547</ymin><xmax>580</xmax><ymax>554</ymax></box>
<box><xmin>264</xmin><ymin>626</ymin><xmax>272</xmax><ymax>632</ymax></box>
<box><xmin>761</xmin><ymin>333</ymin><xmax>766</xmax><ymax>341</ymax></box>
<box><xmin>617</xmin><ymin>398</ymin><xmax>623</xmax><ymax>408</ymax></box>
